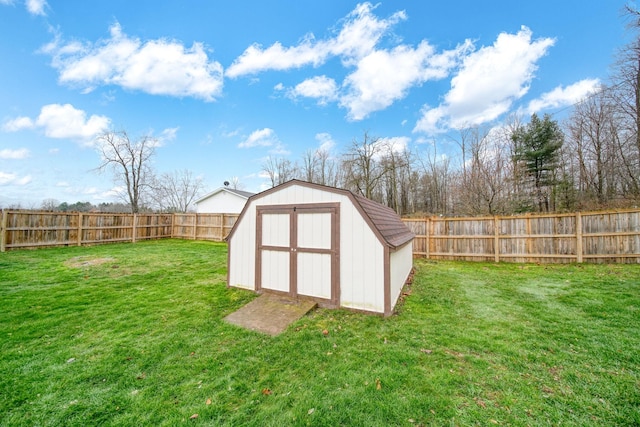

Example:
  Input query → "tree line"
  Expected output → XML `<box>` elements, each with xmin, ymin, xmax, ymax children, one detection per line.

<box><xmin>262</xmin><ymin>99</ymin><xmax>638</xmax><ymax>217</ymax></box>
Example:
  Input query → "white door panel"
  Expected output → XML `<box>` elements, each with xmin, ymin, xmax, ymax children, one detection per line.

<box><xmin>261</xmin><ymin>250</ymin><xmax>290</xmax><ymax>292</ymax></box>
<box><xmin>297</xmin><ymin>252</ymin><xmax>331</xmax><ymax>299</ymax></box>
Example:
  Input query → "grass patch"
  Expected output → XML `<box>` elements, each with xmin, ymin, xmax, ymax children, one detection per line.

<box><xmin>1</xmin><ymin>240</ymin><xmax>639</xmax><ymax>426</ymax></box>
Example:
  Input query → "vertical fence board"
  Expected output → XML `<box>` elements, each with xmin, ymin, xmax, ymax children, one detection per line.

<box><xmin>0</xmin><ymin>210</ymin><xmax>7</xmax><ymax>252</ymax></box>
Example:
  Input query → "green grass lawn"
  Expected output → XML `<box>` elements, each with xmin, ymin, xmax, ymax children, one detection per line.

<box><xmin>1</xmin><ymin>240</ymin><xmax>639</xmax><ymax>426</ymax></box>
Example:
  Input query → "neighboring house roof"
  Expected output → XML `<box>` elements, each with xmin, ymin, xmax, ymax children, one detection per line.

<box><xmin>229</xmin><ymin>179</ymin><xmax>414</xmax><ymax>249</ymax></box>
<box><xmin>196</xmin><ymin>187</ymin><xmax>255</xmax><ymax>204</ymax></box>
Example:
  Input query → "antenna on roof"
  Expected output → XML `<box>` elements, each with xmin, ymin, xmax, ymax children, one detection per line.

<box><xmin>224</xmin><ymin>181</ymin><xmax>230</xmax><ymax>187</ymax></box>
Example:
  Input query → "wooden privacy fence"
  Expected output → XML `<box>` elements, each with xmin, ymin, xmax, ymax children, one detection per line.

<box><xmin>3</xmin><ymin>208</ymin><xmax>640</xmax><ymax>263</ymax></box>
<box><xmin>0</xmin><ymin>210</ymin><xmax>238</xmax><ymax>251</ymax></box>
<box><xmin>172</xmin><ymin>213</ymin><xmax>238</xmax><ymax>241</ymax></box>
<box><xmin>403</xmin><ymin>209</ymin><xmax>640</xmax><ymax>263</ymax></box>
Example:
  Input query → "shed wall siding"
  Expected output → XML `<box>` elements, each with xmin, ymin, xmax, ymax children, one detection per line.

<box><xmin>228</xmin><ymin>205</ymin><xmax>256</xmax><ymax>289</ymax></box>
<box><xmin>228</xmin><ymin>183</ymin><xmax>386</xmax><ymax>313</ymax></box>
<box><xmin>339</xmin><ymin>202</ymin><xmax>385</xmax><ymax>312</ymax></box>
<box><xmin>197</xmin><ymin>192</ymin><xmax>247</xmax><ymax>214</ymax></box>
<box><xmin>389</xmin><ymin>242</ymin><xmax>413</xmax><ymax>309</ymax></box>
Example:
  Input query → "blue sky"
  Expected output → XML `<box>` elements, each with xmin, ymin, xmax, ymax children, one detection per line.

<box><xmin>0</xmin><ymin>0</ymin><xmax>630</xmax><ymax>207</ymax></box>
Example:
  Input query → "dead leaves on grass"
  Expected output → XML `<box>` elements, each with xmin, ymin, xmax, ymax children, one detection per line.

<box><xmin>474</xmin><ymin>397</ymin><xmax>487</xmax><ymax>408</ymax></box>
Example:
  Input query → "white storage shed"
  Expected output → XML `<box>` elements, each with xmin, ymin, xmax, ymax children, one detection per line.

<box><xmin>226</xmin><ymin>180</ymin><xmax>414</xmax><ymax>316</ymax></box>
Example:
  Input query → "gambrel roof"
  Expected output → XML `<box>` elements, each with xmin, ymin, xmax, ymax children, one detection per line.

<box><xmin>229</xmin><ymin>180</ymin><xmax>414</xmax><ymax>249</ymax></box>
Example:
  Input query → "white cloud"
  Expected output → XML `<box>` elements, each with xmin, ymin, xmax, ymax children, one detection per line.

<box><xmin>36</xmin><ymin>104</ymin><xmax>110</xmax><ymax>141</ymax></box>
<box><xmin>17</xmin><ymin>175</ymin><xmax>32</xmax><ymax>185</ymax></box>
<box><xmin>238</xmin><ymin>128</ymin><xmax>279</xmax><ymax>148</ymax></box>
<box><xmin>341</xmin><ymin>40</ymin><xmax>472</xmax><ymax>120</ymax></box>
<box><xmin>83</xmin><ymin>187</ymin><xmax>99</xmax><ymax>195</ymax></box>
<box><xmin>155</xmin><ymin>127</ymin><xmax>179</xmax><ymax>146</ymax></box>
<box><xmin>0</xmin><ymin>148</ymin><xmax>30</xmax><ymax>159</ymax></box>
<box><xmin>315</xmin><ymin>132</ymin><xmax>336</xmax><ymax>153</ymax></box>
<box><xmin>328</xmin><ymin>3</ymin><xmax>407</xmax><ymax>66</ymax></box>
<box><xmin>26</xmin><ymin>0</ymin><xmax>46</xmax><ymax>15</ymax></box>
<box><xmin>0</xmin><ymin>172</ymin><xmax>16</xmax><ymax>185</ymax></box>
<box><xmin>226</xmin><ymin>2</ymin><xmax>405</xmax><ymax>78</ymax></box>
<box><xmin>221</xmin><ymin>128</ymin><xmax>241</xmax><ymax>138</ymax></box>
<box><xmin>43</xmin><ymin>23</ymin><xmax>223</xmax><ymax>101</ymax></box>
<box><xmin>226</xmin><ymin>38</ymin><xmax>326</xmax><ymax>78</ymax></box>
<box><xmin>526</xmin><ymin>78</ymin><xmax>600</xmax><ymax>113</ymax></box>
<box><xmin>290</xmin><ymin>76</ymin><xmax>338</xmax><ymax>105</ymax></box>
<box><xmin>228</xmin><ymin>2</ymin><xmax>475</xmax><ymax>121</ymax></box>
<box><xmin>99</xmin><ymin>185</ymin><xmax>125</xmax><ymax>200</ymax></box>
<box><xmin>268</xmin><ymin>143</ymin><xmax>291</xmax><ymax>156</ymax></box>
<box><xmin>414</xmin><ymin>26</ymin><xmax>555</xmax><ymax>134</ymax></box>
<box><xmin>3</xmin><ymin>103</ymin><xmax>110</xmax><ymax>144</ymax></box>
<box><xmin>371</xmin><ymin>136</ymin><xmax>410</xmax><ymax>160</ymax></box>
<box><xmin>2</xmin><ymin>116</ymin><xmax>34</xmax><ymax>132</ymax></box>
<box><xmin>0</xmin><ymin>171</ymin><xmax>32</xmax><ymax>186</ymax></box>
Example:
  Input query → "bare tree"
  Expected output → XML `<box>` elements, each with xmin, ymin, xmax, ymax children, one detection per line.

<box><xmin>452</xmin><ymin>126</ymin><xmax>491</xmax><ymax>214</ymax></box>
<box><xmin>565</xmin><ymin>87</ymin><xmax>621</xmax><ymax>207</ymax></box>
<box><xmin>416</xmin><ymin>142</ymin><xmax>453</xmax><ymax>215</ymax></box>
<box><xmin>378</xmin><ymin>141</ymin><xmax>412</xmax><ymax>214</ymax></box>
<box><xmin>300</xmin><ymin>149</ymin><xmax>318</xmax><ymax>183</ymax></box>
<box><xmin>96</xmin><ymin>130</ymin><xmax>157</xmax><ymax>213</ymax></box>
<box><xmin>262</xmin><ymin>156</ymin><xmax>298</xmax><ymax>187</ymax></box>
<box><xmin>150</xmin><ymin>169</ymin><xmax>204</xmax><ymax>213</ymax></box>
<box><xmin>230</xmin><ymin>176</ymin><xmax>244</xmax><ymax>190</ymax></box>
<box><xmin>468</xmin><ymin>131</ymin><xmax>509</xmax><ymax>214</ymax></box>
<box><xmin>342</xmin><ymin>132</ymin><xmax>388</xmax><ymax>200</ymax></box>
<box><xmin>608</xmin><ymin>4</ymin><xmax>640</xmax><ymax>197</ymax></box>
<box><xmin>319</xmin><ymin>148</ymin><xmax>344</xmax><ymax>187</ymax></box>
<box><xmin>40</xmin><ymin>198</ymin><xmax>59</xmax><ymax>211</ymax></box>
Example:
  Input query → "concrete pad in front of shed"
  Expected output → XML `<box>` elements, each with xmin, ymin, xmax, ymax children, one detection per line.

<box><xmin>224</xmin><ymin>293</ymin><xmax>317</xmax><ymax>336</ymax></box>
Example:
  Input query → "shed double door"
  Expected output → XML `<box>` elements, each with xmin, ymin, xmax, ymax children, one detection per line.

<box><xmin>256</xmin><ymin>203</ymin><xmax>339</xmax><ymax>305</ymax></box>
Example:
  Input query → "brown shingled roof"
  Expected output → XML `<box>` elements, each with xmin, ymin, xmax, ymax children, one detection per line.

<box><xmin>352</xmin><ymin>193</ymin><xmax>415</xmax><ymax>249</ymax></box>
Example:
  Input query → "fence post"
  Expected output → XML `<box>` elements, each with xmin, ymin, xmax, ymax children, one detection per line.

<box><xmin>0</xmin><ymin>210</ymin><xmax>7</xmax><ymax>252</ymax></box>
<box><xmin>220</xmin><ymin>213</ymin><xmax>225</xmax><ymax>241</ymax></box>
<box><xmin>77</xmin><ymin>213</ymin><xmax>83</xmax><ymax>247</ymax></box>
<box><xmin>192</xmin><ymin>214</ymin><xmax>197</xmax><ymax>240</ymax></box>
<box><xmin>525</xmin><ymin>214</ymin><xmax>532</xmax><ymax>256</ymax></box>
<box><xmin>494</xmin><ymin>216</ymin><xmax>500</xmax><ymax>263</ymax></box>
<box><xmin>576</xmin><ymin>212</ymin><xmax>583</xmax><ymax>263</ymax></box>
<box><xmin>427</xmin><ymin>217</ymin><xmax>433</xmax><ymax>259</ymax></box>
<box><xmin>132</xmin><ymin>214</ymin><xmax>137</xmax><ymax>243</ymax></box>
